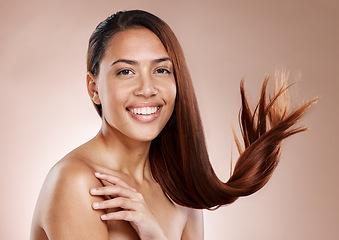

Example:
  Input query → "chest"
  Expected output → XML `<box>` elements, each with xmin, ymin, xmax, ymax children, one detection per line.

<box><xmin>106</xmin><ymin>183</ymin><xmax>188</xmax><ymax>240</ymax></box>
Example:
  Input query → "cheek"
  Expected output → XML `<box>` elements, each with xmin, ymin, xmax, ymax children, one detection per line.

<box><xmin>169</xmin><ymin>86</ymin><xmax>177</xmax><ymax>106</ymax></box>
<box><xmin>99</xmin><ymin>85</ymin><xmax>127</xmax><ymax>114</ymax></box>
<box><xmin>164</xmin><ymin>79</ymin><xmax>177</xmax><ymax>104</ymax></box>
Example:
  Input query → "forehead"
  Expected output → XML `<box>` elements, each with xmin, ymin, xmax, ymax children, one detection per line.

<box><xmin>104</xmin><ymin>27</ymin><xmax>169</xmax><ymax>62</ymax></box>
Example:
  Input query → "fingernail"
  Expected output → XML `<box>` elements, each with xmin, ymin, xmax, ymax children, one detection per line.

<box><xmin>90</xmin><ymin>188</ymin><xmax>97</xmax><ymax>194</ymax></box>
<box><xmin>92</xmin><ymin>202</ymin><xmax>99</xmax><ymax>209</ymax></box>
<box><xmin>101</xmin><ymin>215</ymin><xmax>107</xmax><ymax>220</ymax></box>
<box><xmin>94</xmin><ymin>172</ymin><xmax>101</xmax><ymax>177</ymax></box>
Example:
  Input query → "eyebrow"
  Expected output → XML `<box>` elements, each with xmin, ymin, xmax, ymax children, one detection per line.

<box><xmin>153</xmin><ymin>57</ymin><xmax>171</xmax><ymax>64</ymax></box>
<box><xmin>111</xmin><ymin>57</ymin><xmax>172</xmax><ymax>66</ymax></box>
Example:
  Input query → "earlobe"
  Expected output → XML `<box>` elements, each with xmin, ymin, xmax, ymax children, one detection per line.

<box><xmin>86</xmin><ymin>72</ymin><xmax>101</xmax><ymax>105</ymax></box>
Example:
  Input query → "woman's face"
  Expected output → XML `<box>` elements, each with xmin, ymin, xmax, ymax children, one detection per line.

<box><xmin>90</xmin><ymin>27</ymin><xmax>176</xmax><ymax>142</ymax></box>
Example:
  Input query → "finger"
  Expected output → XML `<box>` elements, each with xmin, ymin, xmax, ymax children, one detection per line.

<box><xmin>90</xmin><ymin>185</ymin><xmax>136</xmax><ymax>199</ymax></box>
<box><xmin>94</xmin><ymin>172</ymin><xmax>136</xmax><ymax>191</ymax></box>
<box><xmin>101</xmin><ymin>209</ymin><xmax>143</xmax><ymax>222</ymax></box>
<box><xmin>92</xmin><ymin>197</ymin><xmax>144</xmax><ymax>212</ymax></box>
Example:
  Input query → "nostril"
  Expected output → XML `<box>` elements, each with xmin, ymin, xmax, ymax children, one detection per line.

<box><xmin>134</xmin><ymin>85</ymin><xmax>158</xmax><ymax>97</ymax></box>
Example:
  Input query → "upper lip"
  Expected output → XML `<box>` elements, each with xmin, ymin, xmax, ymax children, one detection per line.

<box><xmin>126</xmin><ymin>102</ymin><xmax>163</xmax><ymax>109</ymax></box>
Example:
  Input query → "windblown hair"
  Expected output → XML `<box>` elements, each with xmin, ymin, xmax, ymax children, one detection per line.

<box><xmin>87</xmin><ymin>10</ymin><xmax>317</xmax><ymax>209</ymax></box>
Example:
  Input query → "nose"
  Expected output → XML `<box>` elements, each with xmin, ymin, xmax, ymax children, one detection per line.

<box><xmin>134</xmin><ymin>73</ymin><xmax>158</xmax><ymax>98</ymax></box>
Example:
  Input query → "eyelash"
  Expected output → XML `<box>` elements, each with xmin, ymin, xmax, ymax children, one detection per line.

<box><xmin>117</xmin><ymin>69</ymin><xmax>133</xmax><ymax>76</ymax></box>
<box><xmin>116</xmin><ymin>68</ymin><xmax>171</xmax><ymax>76</ymax></box>
<box><xmin>155</xmin><ymin>68</ymin><xmax>171</xmax><ymax>74</ymax></box>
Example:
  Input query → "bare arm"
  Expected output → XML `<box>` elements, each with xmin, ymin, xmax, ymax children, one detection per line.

<box><xmin>181</xmin><ymin>208</ymin><xmax>204</xmax><ymax>240</ymax></box>
<box><xmin>34</xmin><ymin>159</ymin><xmax>108</xmax><ymax>240</ymax></box>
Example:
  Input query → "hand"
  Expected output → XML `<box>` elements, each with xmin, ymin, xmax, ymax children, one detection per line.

<box><xmin>90</xmin><ymin>172</ymin><xmax>167</xmax><ymax>240</ymax></box>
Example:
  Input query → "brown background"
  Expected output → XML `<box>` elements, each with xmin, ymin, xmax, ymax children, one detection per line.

<box><xmin>1</xmin><ymin>0</ymin><xmax>338</xmax><ymax>239</ymax></box>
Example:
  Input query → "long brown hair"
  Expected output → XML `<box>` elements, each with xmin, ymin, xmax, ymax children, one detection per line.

<box><xmin>87</xmin><ymin>10</ymin><xmax>317</xmax><ymax>209</ymax></box>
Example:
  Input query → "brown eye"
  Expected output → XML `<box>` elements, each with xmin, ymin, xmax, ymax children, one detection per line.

<box><xmin>155</xmin><ymin>68</ymin><xmax>171</xmax><ymax>74</ymax></box>
<box><xmin>117</xmin><ymin>69</ymin><xmax>133</xmax><ymax>76</ymax></box>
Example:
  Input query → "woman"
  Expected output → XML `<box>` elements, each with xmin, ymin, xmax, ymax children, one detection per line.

<box><xmin>31</xmin><ymin>10</ymin><xmax>316</xmax><ymax>239</ymax></box>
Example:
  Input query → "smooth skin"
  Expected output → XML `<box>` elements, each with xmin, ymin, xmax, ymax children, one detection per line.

<box><xmin>30</xmin><ymin>27</ymin><xmax>204</xmax><ymax>240</ymax></box>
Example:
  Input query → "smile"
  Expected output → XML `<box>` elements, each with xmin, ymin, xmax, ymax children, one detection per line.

<box><xmin>128</xmin><ymin>106</ymin><xmax>160</xmax><ymax>115</ymax></box>
<box><xmin>126</xmin><ymin>105</ymin><xmax>163</xmax><ymax>123</ymax></box>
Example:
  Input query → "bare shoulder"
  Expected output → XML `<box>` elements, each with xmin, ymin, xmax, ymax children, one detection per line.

<box><xmin>44</xmin><ymin>153</ymin><xmax>100</xmax><ymax>189</ymax></box>
<box><xmin>31</xmin><ymin>153</ymin><xmax>108</xmax><ymax>240</ymax></box>
<box><xmin>41</xmin><ymin>155</ymin><xmax>102</xmax><ymax>202</ymax></box>
<box><xmin>181</xmin><ymin>208</ymin><xmax>204</xmax><ymax>240</ymax></box>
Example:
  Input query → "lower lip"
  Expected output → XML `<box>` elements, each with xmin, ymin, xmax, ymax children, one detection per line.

<box><xmin>127</xmin><ymin>107</ymin><xmax>162</xmax><ymax>123</ymax></box>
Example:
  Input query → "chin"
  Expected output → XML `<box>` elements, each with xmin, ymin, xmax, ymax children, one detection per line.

<box><xmin>133</xmin><ymin>131</ymin><xmax>161</xmax><ymax>142</ymax></box>
<box><xmin>125</xmin><ymin>120</ymin><xmax>167</xmax><ymax>142</ymax></box>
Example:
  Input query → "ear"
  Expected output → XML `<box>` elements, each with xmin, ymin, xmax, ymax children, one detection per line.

<box><xmin>86</xmin><ymin>72</ymin><xmax>101</xmax><ymax>105</ymax></box>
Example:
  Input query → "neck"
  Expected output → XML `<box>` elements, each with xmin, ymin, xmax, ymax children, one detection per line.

<box><xmin>94</xmin><ymin>120</ymin><xmax>153</xmax><ymax>183</ymax></box>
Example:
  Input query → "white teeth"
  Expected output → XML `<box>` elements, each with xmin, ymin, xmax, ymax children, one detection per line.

<box><xmin>129</xmin><ymin>107</ymin><xmax>159</xmax><ymax>115</ymax></box>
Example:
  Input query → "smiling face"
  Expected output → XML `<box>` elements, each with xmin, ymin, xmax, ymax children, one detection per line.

<box><xmin>87</xmin><ymin>27</ymin><xmax>177</xmax><ymax>142</ymax></box>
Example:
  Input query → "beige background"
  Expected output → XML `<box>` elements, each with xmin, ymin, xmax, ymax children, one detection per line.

<box><xmin>1</xmin><ymin>0</ymin><xmax>338</xmax><ymax>239</ymax></box>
